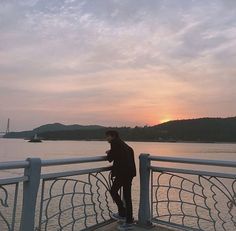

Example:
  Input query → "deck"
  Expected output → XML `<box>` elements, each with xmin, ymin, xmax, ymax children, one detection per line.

<box><xmin>96</xmin><ymin>221</ymin><xmax>177</xmax><ymax>231</ymax></box>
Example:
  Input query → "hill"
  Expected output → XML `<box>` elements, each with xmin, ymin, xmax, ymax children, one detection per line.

<box><xmin>151</xmin><ymin>117</ymin><xmax>236</xmax><ymax>142</ymax></box>
<box><xmin>4</xmin><ymin>117</ymin><xmax>236</xmax><ymax>142</ymax></box>
<box><xmin>4</xmin><ymin>123</ymin><xmax>104</xmax><ymax>139</ymax></box>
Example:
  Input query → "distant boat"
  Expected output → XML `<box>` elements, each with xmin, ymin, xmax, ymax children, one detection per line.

<box><xmin>28</xmin><ymin>134</ymin><xmax>42</xmax><ymax>143</ymax></box>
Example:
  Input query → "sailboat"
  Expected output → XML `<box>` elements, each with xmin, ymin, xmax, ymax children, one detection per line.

<box><xmin>28</xmin><ymin>134</ymin><xmax>42</xmax><ymax>143</ymax></box>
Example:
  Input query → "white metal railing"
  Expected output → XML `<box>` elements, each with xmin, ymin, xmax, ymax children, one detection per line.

<box><xmin>0</xmin><ymin>156</ymin><xmax>114</xmax><ymax>231</ymax></box>
<box><xmin>3</xmin><ymin>153</ymin><xmax>235</xmax><ymax>231</ymax></box>
<box><xmin>0</xmin><ymin>160</ymin><xmax>28</xmax><ymax>231</ymax></box>
<box><xmin>138</xmin><ymin>154</ymin><xmax>236</xmax><ymax>231</ymax></box>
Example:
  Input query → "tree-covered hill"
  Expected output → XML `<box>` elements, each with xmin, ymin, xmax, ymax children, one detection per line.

<box><xmin>4</xmin><ymin>117</ymin><xmax>236</xmax><ymax>142</ymax></box>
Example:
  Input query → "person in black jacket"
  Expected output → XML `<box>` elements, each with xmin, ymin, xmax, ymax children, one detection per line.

<box><xmin>105</xmin><ymin>130</ymin><xmax>136</xmax><ymax>230</ymax></box>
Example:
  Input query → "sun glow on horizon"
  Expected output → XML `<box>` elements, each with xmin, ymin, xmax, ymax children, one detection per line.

<box><xmin>159</xmin><ymin>118</ymin><xmax>172</xmax><ymax>124</ymax></box>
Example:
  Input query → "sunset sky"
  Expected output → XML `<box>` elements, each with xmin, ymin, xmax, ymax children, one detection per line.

<box><xmin>1</xmin><ymin>0</ymin><xmax>236</xmax><ymax>131</ymax></box>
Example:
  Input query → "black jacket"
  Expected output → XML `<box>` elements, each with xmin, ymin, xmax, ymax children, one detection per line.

<box><xmin>107</xmin><ymin>138</ymin><xmax>136</xmax><ymax>178</ymax></box>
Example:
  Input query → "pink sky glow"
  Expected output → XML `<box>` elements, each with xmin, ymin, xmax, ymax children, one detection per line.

<box><xmin>1</xmin><ymin>0</ymin><xmax>236</xmax><ymax>131</ymax></box>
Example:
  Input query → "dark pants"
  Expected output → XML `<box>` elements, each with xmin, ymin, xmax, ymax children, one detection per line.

<box><xmin>110</xmin><ymin>176</ymin><xmax>134</xmax><ymax>223</ymax></box>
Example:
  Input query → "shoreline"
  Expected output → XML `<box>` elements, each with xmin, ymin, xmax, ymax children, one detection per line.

<box><xmin>2</xmin><ymin>137</ymin><xmax>236</xmax><ymax>144</ymax></box>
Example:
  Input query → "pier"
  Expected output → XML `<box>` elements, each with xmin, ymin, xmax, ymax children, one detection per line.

<box><xmin>0</xmin><ymin>154</ymin><xmax>236</xmax><ymax>230</ymax></box>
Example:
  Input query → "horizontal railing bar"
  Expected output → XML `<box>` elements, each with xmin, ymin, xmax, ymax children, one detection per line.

<box><xmin>0</xmin><ymin>161</ymin><xmax>29</xmax><ymax>170</ymax></box>
<box><xmin>41</xmin><ymin>166</ymin><xmax>112</xmax><ymax>180</ymax></box>
<box><xmin>149</xmin><ymin>155</ymin><xmax>236</xmax><ymax>167</ymax></box>
<box><xmin>0</xmin><ymin>155</ymin><xmax>108</xmax><ymax>170</ymax></box>
<box><xmin>150</xmin><ymin>166</ymin><xmax>236</xmax><ymax>178</ymax></box>
<box><xmin>0</xmin><ymin>176</ymin><xmax>28</xmax><ymax>185</ymax></box>
<box><xmin>41</xmin><ymin>155</ymin><xmax>108</xmax><ymax>167</ymax></box>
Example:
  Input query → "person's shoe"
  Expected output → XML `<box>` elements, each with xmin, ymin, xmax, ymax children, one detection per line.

<box><xmin>117</xmin><ymin>222</ymin><xmax>134</xmax><ymax>230</ymax></box>
<box><xmin>111</xmin><ymin>213</ymin><xmax>126</xmax><ymax>222</ymax></box>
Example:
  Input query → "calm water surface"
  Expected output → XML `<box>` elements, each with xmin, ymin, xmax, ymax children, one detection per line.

<box><xmin>1</xmin><ymin>138</ymin><xmax>236</xmax><ymax>162</ymax></box>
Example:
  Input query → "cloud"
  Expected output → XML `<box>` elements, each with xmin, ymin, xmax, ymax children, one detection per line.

<box><xmin>0</xmin><ymin>0</ymin><xmax>236</xmax><ymax>130</ymax></box>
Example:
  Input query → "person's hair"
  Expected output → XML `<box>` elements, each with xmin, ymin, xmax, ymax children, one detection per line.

<box><xmin>105</xmin><ymin>130</ymin><xmax>119</xmax><ymax>138</ymax></box>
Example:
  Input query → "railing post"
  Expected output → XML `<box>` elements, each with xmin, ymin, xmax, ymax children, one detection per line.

<box><xmin>138</xmin><ymin>153</ymin><xmax>152</xmax><ymax>227</ymax></box>
<box><xmin>20</xmin><ymin>158</ymin><xmax>41</xmax><ymax>231</ymax></box>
